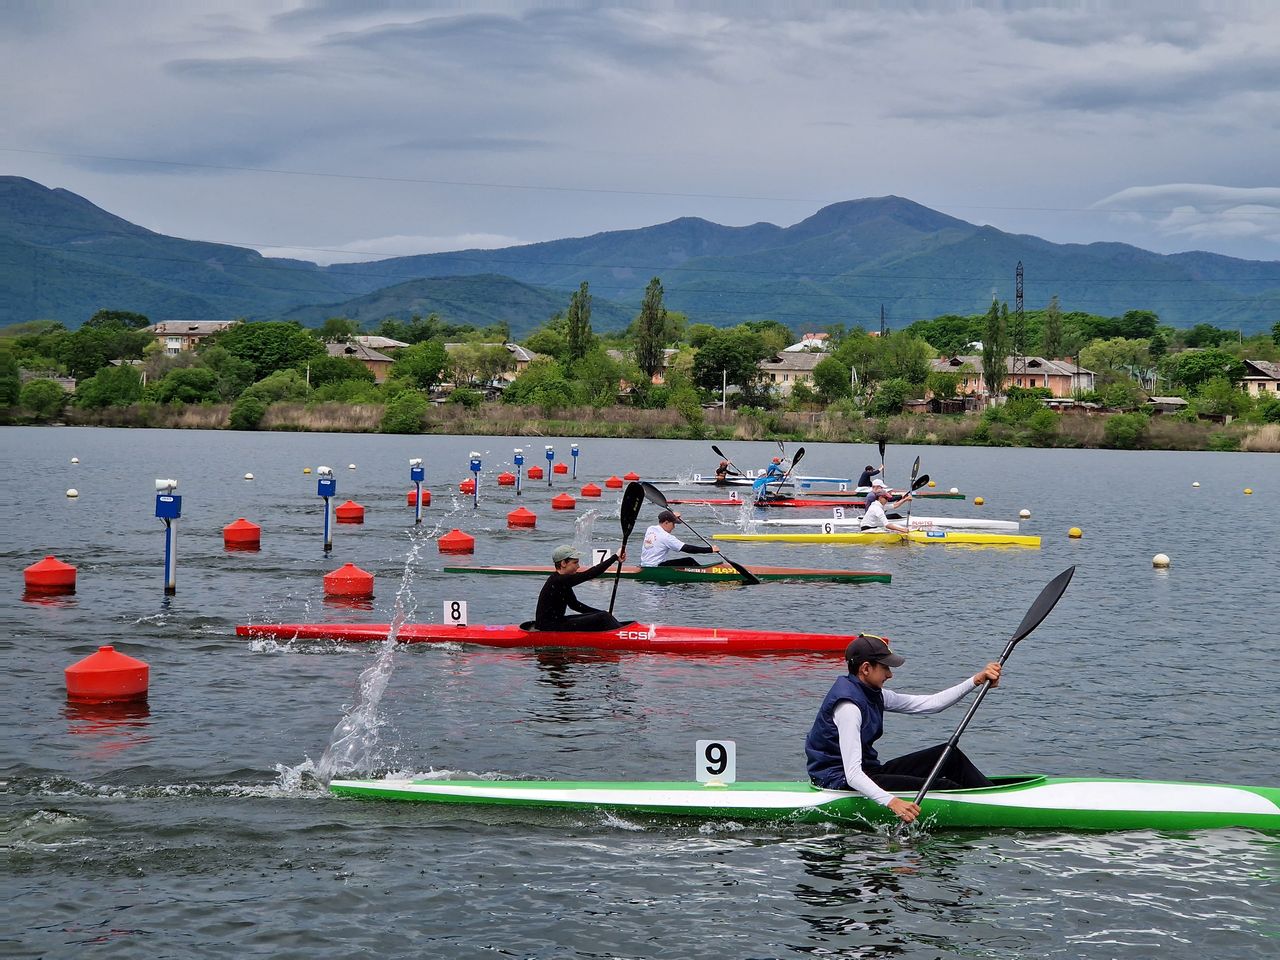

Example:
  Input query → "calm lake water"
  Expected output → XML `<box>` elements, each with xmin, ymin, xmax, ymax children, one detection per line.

<box><xmin>3</xmin><ymin>426</ymin><xmax>1278</xmax><ymax>959</ymax></box>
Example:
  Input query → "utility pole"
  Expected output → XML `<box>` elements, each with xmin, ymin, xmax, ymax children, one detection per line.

<box><xmin>1012</xmin><ymin>261</ymin><xmax>1026</xmax><ymax>388</ymax></box>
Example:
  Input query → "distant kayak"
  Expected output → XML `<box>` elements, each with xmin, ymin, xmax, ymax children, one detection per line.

<box><xmin>651</xmin><ymin>473</ymin><xmax>850</xmax><ymax>488</ymax></box>
<box><xmin>236</xmin><ymin>621</ymin><xmax>857</xmax><ymax>654</ymax></box>
<box><xmin>442</xmin><ymin>563</ymin><xmax>891</xmax><ymax>584</ymax></box>
<box><xmin>669</xmin><ymin>495</ymin><xmax>966</xmax><ymax>508</ymax></box>
<box><xmin>757</xmin><ymin>516</ymin><xmax>1021</xmax><ymax>533</ymax></box>
<box><xmin>715</xmin><ymin>530</ymin><xmax>1041</xmax><ymax>547</ymax></box>
<box><xmin>328</xmin><ymin>775</ymin><xmax>1280</xmax><ymax>832</ymax></box>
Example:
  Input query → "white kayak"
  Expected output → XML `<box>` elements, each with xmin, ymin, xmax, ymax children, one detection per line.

<box><xmin>756</xmin><ymin>516</ymin><xmax>1021</xmax><ymax>533</ymax></box>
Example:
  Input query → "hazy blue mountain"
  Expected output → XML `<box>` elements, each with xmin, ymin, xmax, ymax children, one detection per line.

<box><xmin>3</xmin><ymin>176</ymin><xmax>1278</xmax><ymax>334</ymax></box>
<box><xmin>279</xmin><ymin>273</ymin><xmax>635</xmax><ymax>337</ymax></box>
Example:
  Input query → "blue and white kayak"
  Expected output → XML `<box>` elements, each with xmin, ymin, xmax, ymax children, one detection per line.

<box><xmin>756</xmin><ymin>516</ymin><xmax>1021</xmax><ymax>533</ymax></box>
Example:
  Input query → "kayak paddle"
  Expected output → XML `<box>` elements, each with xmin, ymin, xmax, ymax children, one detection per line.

<box><xmin>608</xmin><ymin>481</ymin><xmax>645</xmax><ymax>614</ymax></box>
<box><xmin>877</xmin><ymin>438</ymin><xmax>887</xmax><ymax>486</ymax></box>
<box><xmin>901</xmin><ymin>456</ymin><xmax>921</xmax><ymax>533</ymax></box>
<box><xmin>903</xmin><ymin>565</ymin><xmax>1077</xmax><ymax>826</ymax></box>
<box><xmin>639</xmin><ymin>481</ymin><xmax>762</xmax><ymax>585</ymax></box>
<box><xmin>756</xmin><ymin>446</ymin><xmax>804</xmax><ymax>503</ymax></box>
<box><xmin>882</xmin><ymin>477</ymin><xmax>928</xmax><ymax>520</ymax></box>
<box><xmin>710</xmin><ymin>444</ymin><xmax>745</xmax><ymax>477</ymax></box>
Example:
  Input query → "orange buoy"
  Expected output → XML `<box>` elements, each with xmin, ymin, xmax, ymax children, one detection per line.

<box><xmin>527</xmin><ymin>466</ymin><xmax>544</xmax><ymax>480</ymax></box>
<box><xmin>406</xmin><ymin>488</ymin><xmax>433</xmax><ymax>506</ymax></box>
<box><xmin>553</xmin><ymin>462</ymin><xmax>569</xmax><ymax>475</ymax></box>
<box><xmin>507</xmin><ymin>506</ymin><xmax>537</xmax><ymax>528</ymax></box>
<box><xmin>65</xmin><ymin>645</ymin><xmax>149</xmax><ymax>703</ymax></box>
<box><xmin>459</xmin><ymin>478</ymin><xmax>476</xmax><ymax>494</ymax></box>
<box><xmin>323</xmin><ymin>562</ymin><xmax>374</xmax><ymax>597</ymax></box>
<box><xmin>497</xmin><ymin>472</ymin><xmax>516</xmax><ymax>486</ymax></box>
<box><xmin>581</xmin><ymin>482</ymin><xmax>602</xmax><ymax>497</ymax></box>
<box><xmin>552</xmin><ymin>493</ymin><xmax>577</xmax><ymax>510</ymax></box>
<box><xmin>604</xmin><ymin>475</ymin><xmax>623</xmax><ymax>489</ymax></box>
<box><xmin>438</xmin><ymin>529</ymin><xmax>476</xmax><ymax>554</ymax></box>
<box><xmin>623</xmin><ymin>472</ymin><xmax>640</xmax><ymax>481</ymax></box>
<box><xmin>24</xmin><ymin>555</ymin><xmax>77</xmax><ymax>593</ymax></box>
<box><xmin>222</xmin><ymin>518</ymin><xmax>261</xmax><ymax>550</ymax></box>
<box><xmin>335</xmin><ymin>500</ymin><xmax>365</xmax><ymax>523</ymax></box>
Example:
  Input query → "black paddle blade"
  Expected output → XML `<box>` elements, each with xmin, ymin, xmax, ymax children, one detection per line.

<box><xmin>878</xmin><ymin>439</ymin><xmax>886</xmax><ymax>460</ymax></box>
<box><xmin>620</xmin><ymin>482</ymin><xmax>646</xmax><ymax>542</ymax></box>
<box><xmin>1007</xmin><ymin>565</ymin><xmax>1076</xmax><ymax>649</ymax></box>
<box><xmin>639</xmin><ymin>480</ymin><xmax>669</xmax><ymax>510</ymax></box>
<box><xmin>726</xmin><ymin>558</ymin><xmax>762</xmax><ymax>586</ymax></box>
<box><xmin>912</xmin><ymin>474</ymin><xmax>931</xmax><ymax>491</ymax></box>
<box><xmin>791</xmin><ymin>447</ymin><xmax>806</xmax><ymax>467</ymax></box>
<box><xmin>711</xmin><ymin>444</ymin><xmax>729</xmax><ymax>461</ymax></box>
<box><xmin>909</xmin><ymin>455</ymin><xmax>921</xmax><ymax>484</ymax></box>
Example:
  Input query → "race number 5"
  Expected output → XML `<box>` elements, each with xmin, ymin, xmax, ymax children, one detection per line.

<box><xmin>444</xmin><ymin>599</ymin><xmax>468</xmax><ymax>626</ymax></box>
<box><xmin>832</xmin><ymin>506</ymin><xmax>845</xmax><ymax>520</ymax></box>
<box><xmin>695</xmin><ymin>739</ymin><xmax>736</xmax><ymax>784</ymax></box>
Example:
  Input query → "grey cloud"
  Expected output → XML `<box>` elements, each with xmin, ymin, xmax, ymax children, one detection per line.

<box><xmin>1044</xmin><ymin>53</ymin><xmax>1280</xmax><ymax>113</ymax></box>
<box><xmin>394</xmin><ymin>136</ymin><xmax>554</xmax><ymax>153</ymax></box>
<box><xmin>1007</xmin><ymin>9</ymin><xmax>1225</xmax><ymax>50</ymax></box>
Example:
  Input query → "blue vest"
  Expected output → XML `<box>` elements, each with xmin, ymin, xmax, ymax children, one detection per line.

<box><xmin>804</xmin><ymin>675</ymin><xmax>885</xmax><ymax>787</ymax></box>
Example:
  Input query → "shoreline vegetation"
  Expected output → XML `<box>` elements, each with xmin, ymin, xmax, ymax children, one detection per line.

<box><xmin>14</xmin><ymin>401</ymin><xmax>1280</xmax><ymax>453</ymax></box>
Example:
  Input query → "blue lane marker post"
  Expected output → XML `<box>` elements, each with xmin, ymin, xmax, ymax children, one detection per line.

<box><xmin>571</xmin><ymin>443</ymin><xmax>580</xmax><ymax>480</ymax></box>
<box><xmin>317</xmin><ymin>466</ymin><xmax>336</xmax><ymax>554</ymax></box>
<box><xmin>545</xmin><ymin>445</ymin><xmax>554</xmax><ymax>488</ymax></box>
<box><xmin>410</xmin><ymin>458</ymin><xmax>424</xmax><ymax>525</ymax></box>
<box><xmin>469</xmin><ymin>452</ymin><xmax>482</xmax><ymax>509</ymax></box>
<box><xmin>514</xmin><ymin>448</ymin><xmax>524</xmax><ymax>497</ymax></box>
<box><xmin>154</xmin><ymin>478</ymin><xmax>181</xmax><ymax>595</ymax></box>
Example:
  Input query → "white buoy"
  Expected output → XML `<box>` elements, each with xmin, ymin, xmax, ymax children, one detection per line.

<box><xmin>244</xmin><ymin>473</ymin><xmax>255</xmax><ymax>481</ymax></box>
<box><xmin>950</xmin><ymin>487</ymin><xmax>959</xmax><ymax>494</ymax></box>
<box><xmin>1153</xmin><ymin>553</ymin><xmax>1171</xmax><ymax>568</ymax></box>
<box><xmin>348</xmin><ymin>463</ymin><xmax>356</xmax><ymax>470</ymax></box>
<box><xmin>66</xmin><ymin>488</ymin><xmax>79</xmax><ymax>498</ymax></box>
<box><xmin>1192</xmin><ymin>481</ymin><xmax>1200</xmax><ymax>487</ymax></box>
<box><xmin>70</xmin><ymin>457</ymin><xmax>80</xmax><ymax>464</ymax></box>
<box><xmin>1019</xmin><ymin>509</ymin><xmax>1031</xmax><ymax>519</ymax></box>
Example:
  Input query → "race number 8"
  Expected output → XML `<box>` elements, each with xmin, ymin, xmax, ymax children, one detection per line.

<box><xmin>444</xmin><ymin>599</ymin><xmax>468</xmax><ymax>626</ymax></box>
<box><xmin>695</xmin><ymin>739</ymin><xmax>736</xmax><ymax>783</ymax></box>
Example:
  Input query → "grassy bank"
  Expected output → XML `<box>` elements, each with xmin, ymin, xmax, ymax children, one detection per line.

<box><xmin>31</xmin><ymin>399</ymin><xmax>1278</xmax><ymax>453</ymax></box>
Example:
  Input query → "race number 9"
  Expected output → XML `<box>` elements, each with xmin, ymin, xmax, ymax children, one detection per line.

<box><xmin>444</xmin><ymin>599</ymin><xmax>468</xmax><ymax>626</ymax></box>
<box><xmin>695</xmin><ymin>739</ymin><xmax>736</xmax><ymax>783</ymax></box>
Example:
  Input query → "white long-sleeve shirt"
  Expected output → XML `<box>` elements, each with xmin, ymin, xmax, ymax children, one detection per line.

<box><xmin>640</xmin><ymin>524</ymin><xmax>690</xmax><ymax>566</ymax></box>
<box><xmin>832</xmin><ymin>678</ymin><xmax>979</xmax><ymax>805</ymax></box>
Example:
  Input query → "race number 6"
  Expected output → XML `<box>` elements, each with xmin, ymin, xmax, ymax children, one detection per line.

<box><xmin>695</xmin><ymin>739</ymin><xmax>736</xmax><ymax>783</ymax></box>
<box><xmin>822</xmin><ymin>521</ymin><xmax>836</xmax><ymax>535</ymax></box>
<box><xmin>444</xmin><ymin>599</ymin><xmax>468</xmax><ymax>626</ymax></box>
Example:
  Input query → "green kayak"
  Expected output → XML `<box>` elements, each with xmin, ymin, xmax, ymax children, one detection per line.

<box><xmin>442</xmin><ymin>564</ymin><xmax>891</xmax><ymax>584</ymax></box>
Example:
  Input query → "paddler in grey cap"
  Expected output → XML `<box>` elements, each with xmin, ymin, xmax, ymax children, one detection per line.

<box><xmin>804</xmin><ymin>634</ymin><xmax>1000</xmax><ymax>823</ymax></box>
<box><xmin>534</xmin><ymin>543</ymin><xmax>626</xmax><ymax>632</ymax></box>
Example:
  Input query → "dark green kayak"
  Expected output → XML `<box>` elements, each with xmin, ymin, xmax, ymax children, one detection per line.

<box><xmin>442</xmin><ymin>564</ymin><xmax>891</xmax><ymax>585</ymax></box>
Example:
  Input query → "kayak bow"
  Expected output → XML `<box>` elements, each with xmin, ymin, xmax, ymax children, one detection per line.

<box><xmin>715</xmin><ymin>530</ymin><xmax>1041</xmax><ymax>547</ymax></box>
<box><xmin>442</xmin><ymin>564</ymin><xmax>891</xmax><ymax>585</ymax></box>
<box><xmin>328</xmin><ymin>775</ymin><xmax>1280</xmax><ymax>832</ymax></box>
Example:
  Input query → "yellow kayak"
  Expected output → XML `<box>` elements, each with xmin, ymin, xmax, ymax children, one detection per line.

<box><xmin>714</xmin><ymin>530</ymin><xmax>1041</xmax><ymax>548</ymax></box>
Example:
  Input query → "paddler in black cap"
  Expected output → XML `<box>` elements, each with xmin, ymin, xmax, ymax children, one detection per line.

<box><xmin>804</xmin><ymin>634</ymin><xmax>1001</xmax><ymax>823</ymax></box>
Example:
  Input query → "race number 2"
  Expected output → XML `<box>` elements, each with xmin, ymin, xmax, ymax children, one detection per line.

<box><xmin>444</xmin><ymin>599</ymin><xmax>468</xmax><ymax>626</ymax></box>
<box><xmin>695</xmin><ymin>739</ymin><xmax>737</xmax><ymax>784</ymax></box>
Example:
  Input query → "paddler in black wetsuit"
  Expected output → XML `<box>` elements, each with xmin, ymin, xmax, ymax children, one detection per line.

<box><xmin>534</xmin><ymin>544</ymin><xmax>627</xmax><ymax>632</ymax></box>
<box><xmin>714</xmin><ymin>460</ymin><xmax>733</xmax><ymax>485</ymax></box>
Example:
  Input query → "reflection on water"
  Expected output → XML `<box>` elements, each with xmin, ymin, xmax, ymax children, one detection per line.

<box><xmin>62</xmin><ymin>700</ymin><xmax>152</xmax><ymax>759</ymax></box>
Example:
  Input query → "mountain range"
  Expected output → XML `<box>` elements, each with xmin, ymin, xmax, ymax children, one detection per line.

<box><xmin>3</xmin><ymin>175</ymin><xmax>1278</xmax><ymax>336</ymax></box>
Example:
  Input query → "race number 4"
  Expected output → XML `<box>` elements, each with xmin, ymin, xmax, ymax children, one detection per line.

<box><xmin>695</xmin><ymin>739</ymin><xmax>737</xmax><ymax>784</ymax></box>
<box><xmin>444</xmin><ymin>599</ymin><xmax>468</xmax><ymax>626</ymax></box>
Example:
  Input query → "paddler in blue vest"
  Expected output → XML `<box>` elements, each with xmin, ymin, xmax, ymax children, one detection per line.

<box><xmin>752</xmin><ymin>456</ymin><xmax>787</xmax><ymax>499</ymax></box>
<box><xmin>805</xmin><ymin>634</ymin><xmax>1000</xmax><ymax>824</ymax></box>
<box><xmin>534</xmin><ymin>544</ymin><xmax>626</xmax><ymax>632</ymax></box>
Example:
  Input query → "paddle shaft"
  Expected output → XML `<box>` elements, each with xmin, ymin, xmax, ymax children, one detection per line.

<box><xmin>903</xmin><ymin>456</ymin><xmax>921</xmax><ymax>533</ymax></box>
<box><xmin>710</xmin><ymin>444</ymin><xmax>745</xmax><ymax>477</ymax></box>
<box><xmin>608</xmin><ymin>484</ymin><xmax>645</xmax><ymax>614</ymax></box>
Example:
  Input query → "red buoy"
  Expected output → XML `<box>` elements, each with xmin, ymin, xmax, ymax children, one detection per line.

<box><xmin>222</xmin><ymin>518</ymin><xmax>261</xmax><ymax>550</ymax></box>
<box><xmin>527</xmin><ymin>466</ymin><xmax>544</xmax><ymax>480</ymax></box>
<box><xmin>438</xmin><ymin>529</ymin><xmax>476</xmax><ymax>554</ymax></box>
<box><xmin>604</xmin><ymin>475</ymin><xmax>623</xmax><ymax>489</ymax></box>
<box><xmin>581</xmin><ymin>483</ymin><xmax>602</xmax><ymax>497</ymax></box>
<box><xmin>552</xmin><ymin>493</ymin><xmax>576</xmax><ymax>510</ymax></box>
<box><xmin>623</xmin><ymin>471</ymin><xmax>640</xmax><ymax>481</ymax></box>
<box><xmin>324</xmin><ymin>562</ymin><xmax>375</xmax><ymax>597</ymax></box>
<box><xmin>497</xmin><ymin>472</ymin><xmax>516</xmax><ymax>486</ymax></box>
<box><xmin>407</xmin><ymin>489</ymin><xmax>433</xmax><ymax>506</ymax></box>
<box><xmin>459</xmin><ymin>478</ymin><xmax>476</xmax><ymax>494</ymax></box>
<box><xmin>24</xmin><ymin>555</ymin><xmax>77</xmax><ymax>593</ymax></box>
<box><xmin>335</xmin><ymin>500</ymin><xmax>365</xmax><ymax>523</ymax></box>
<box><xmin>65</xmin><ymin>645</ymin><xmax>149</xmax><ymax>703</ymax></box>
<box><xmin>507</xmin><ymin>506</ymin><xmax>537</xmax><ymax>528</ymax></box>
<box><xmin>553</xmin><ymin>462</ymin><xmax>568</xmax><ymax>475</ymax></box>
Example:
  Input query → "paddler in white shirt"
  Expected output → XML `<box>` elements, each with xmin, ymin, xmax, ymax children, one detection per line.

<box><xmin>640</xmin><ymin>510</ymin><xmax>721</xmax><ymax>567</ymax></box>
<box><xmin>860</xmin><ymin>486</ymin><xmax>912</xmax><ymax>532</ymax></box>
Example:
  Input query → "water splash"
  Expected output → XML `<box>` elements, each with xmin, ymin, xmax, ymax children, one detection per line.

<box><xmin>573</xmin><ymin>508</ymin><xmax>601</xmax><ymax>551</ymax></box>
<box><xmin>314</xmin><ymin>531</ymin><xmax>426</xmax><ymax>784</ymax></box>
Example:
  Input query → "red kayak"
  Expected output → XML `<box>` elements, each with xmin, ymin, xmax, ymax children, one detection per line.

<box><xmin>236</xmin><ymin>621</ymin><xmax>855</xmax><ymax>655</ymax></box>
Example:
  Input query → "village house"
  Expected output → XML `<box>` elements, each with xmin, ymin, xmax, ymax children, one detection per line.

<box><xmin>758</xmin><ymin>351</ymin><xmax>824</xmax><ymax>396</ymax></box>
<box><xmin>782</xmin><ymin>332</ymin><xmax>832</xmax><ymax>353</ymax></box>
<box><xmin>326</xmin><ymin>341</ymin><xmax>394</xmax><ymax>383</ymax></box>
<box><xmin>144</xmin><ymin>320</ymin><xmax>239</xmax><ymax>354</ymax></box>
<box><xmin>605</xmin><ymin>347</ymin><xmax>682</xmax><ymax>385</ymax></box>
<box><xmin>352</xmin><ymin>335</ymin><xmax>409</xmax><ymax>352</ymax></box>
<box><xmin>1241</xmin><ymin>359</ymin><xmax>1280</xmax><ymax>398</ymax></box>
<box><xmin>444</xmin><ymin>342</ymin><xmax>541</xmax><ymax>382</ymax></box>
<box><xmin>929</xmin><ymin>355</ymin><xmax>1095</xmax><ymax>401</ymax></box>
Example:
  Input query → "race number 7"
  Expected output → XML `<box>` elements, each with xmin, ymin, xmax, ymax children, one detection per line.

<box><xmin>695</xmin><ymin>739</ymin><xmax>736</xmax><ymax>784</ymax></box>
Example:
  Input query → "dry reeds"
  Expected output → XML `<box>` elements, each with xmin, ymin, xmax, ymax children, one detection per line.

<box><xmin>1241</xmin><ymin>424</ymin><xmax>1280</xmax><ymax>452</ymax></box>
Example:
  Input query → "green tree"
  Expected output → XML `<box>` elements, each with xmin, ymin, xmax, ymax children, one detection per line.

<box><xmin>633</xmin><ymin>277</ymin><xmax>667</xmax><ymax>379</ymax></box>
<box><xmin>1116</xmin><ymin>310</ymin><xmax>1159</xmax><ymax>340</ymax></box>
<box><xmin>381</xmin><ymin>391</ymin><xmax>428</xmax><ymax>434</ymax></box>
<box><xmin>1195</xmin><ymin>376</ymin><xmax>1250</xmax><ymax>418</ymax></box>
<box><xmin>1272</xmin><ymin>320</ymin><xmax>1280</xmax><ymax>346</ymax></box>
<box><xmin>306</xmin><ymin>355</ymin><xmax>376</xmax><ymax>388</ymax></box>
<box><xmin>571</xmin><ymin>348</ymin><xmax>623</xmax><ymax>408</ymax></box>
<box><xmin>228</xmin><ymin>396</ymin><xmax>268</xmax><ymax>430</ymax></box>
<box><xmin>926</xmin><ymin>370</ymin><xmax>962</xmax><ymax>402</ymax></box>
<box><xmin>19</xmin><ymin>378</ymin><xmax>66</xmax><ymax>418</ymax></box>
<box><xmin>1103</xmin><ymin>412</ymin><xmax>1150</xmax><ymax>449</ymax></box>
<box><xmin>57</xmin><ymin>324</ymin><xmax>151</xmax><ymax>381</ymax></box>
<box><xmin>1184</xmin><ymin>323</ymin><xmax>1232</xmax><ymax>349</ymax></box>
<box><xmin>75</xmin><ymin>365</ymin><xmax>144</xmax><ymax>408</ymax></box>
<box><xmin>1026</xmin><ymin>408</ymin><xmax>1059</xmax><ymax>445</ymax></box>
<box><xmin>0</xmin><ymin>345</ymin><xmax>20</xmax><ymax>405</ymax></box>
<box><xmin>153</xmin><ymin>367</ymin><xmax>220</xmax><ymax>403</ymax></box>
<box><xmin>879</xmin><ymin>332</ymin><xmax>931</xmax><ymax>384</ymax></box>
<box><xmin>692</xmin><ymin>329</ymin><xmax>767</xmax><ymax>395</ymax></box>
<box><xmin>1041</xmin><ymin>296</ymin><xmax>1064</xmax><ymax>358</ymax></box>
<box><xmin>318</xmin><ymin>317</ymin><xmax>359</xmax><ymax>342</ymax></box>
<box><xmin>866</xmin><ymin>377</ymin><xmax>914</xmax><ymax>417</ymax></box>
<box><xmin>981</xmin><ymin>300</ymin><xmax>1008</xmax><ymax>405</ymax></box>
<box><xmin>210</xmin><ymin>321</ymin><xmax>323</xmax><ymax>381</ymax></box>
<box><xmin>565</xmin><ymin>282</ymin><xmax>594</xmax><ymax>365</ymax></box>
<box><xmin>686</xmin><ymin>323</ymin><xmax>719</xmax><ymax>348</ymax></box>
<box><xmin>813</xmin><ymin>355</ymin><xmax>853</xmax><ymax>402</ymax></box>
<box><xmin>199</xmin><ymin>346</ymin><xmax>256</xmax><ymax>400</ymax></box>
<box><xmin>83</xmin><ymin>309</ymin><xmax>150</xmax><ymax>330</ymax></box>
<box><xmin>1161</xmin><ymin>348</ymin><xmax>1245</xmax><ymax>391</ymax></box>
<box><xmin>241</xmin><ymin>369</ymin><xmax>311</xmax><ymax>402</ymax></box>
<box><xmin>390</xmin><ymin>340</ymin><xmax>448</xmax><ymax>390</ymax></box>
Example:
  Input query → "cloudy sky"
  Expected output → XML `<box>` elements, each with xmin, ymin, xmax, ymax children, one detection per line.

<box><xmin>3</xmin><ymin>0</ymin><xmax>1278</xmax><ymax>265</ymax></box>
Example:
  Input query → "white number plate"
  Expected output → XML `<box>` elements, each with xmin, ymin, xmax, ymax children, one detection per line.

<box><xmin>444</xmin><ymin>600</ymin><xmax>468</xmax><ymax>626</ymax></box>
<box><xmin>695</xmin><ymin>739</ymin><xmax>736</xmax><ymax>784</ymax></box>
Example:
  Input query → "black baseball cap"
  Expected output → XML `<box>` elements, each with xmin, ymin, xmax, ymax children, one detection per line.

<box><xmin>845</xmin><ymin>634</ymin><xmax>905</xmax><ymax>669</ymax></box>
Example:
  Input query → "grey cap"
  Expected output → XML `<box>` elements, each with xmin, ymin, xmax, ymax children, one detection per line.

<box><xmin>551</xmin><ymin>544</ymin><xmax>581</xmax><ymax>563</ymax></box>
<box><xmin>845</xmin><ymin>634</ymin><xmax>905</xmax><ymax>669</ymax></box>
